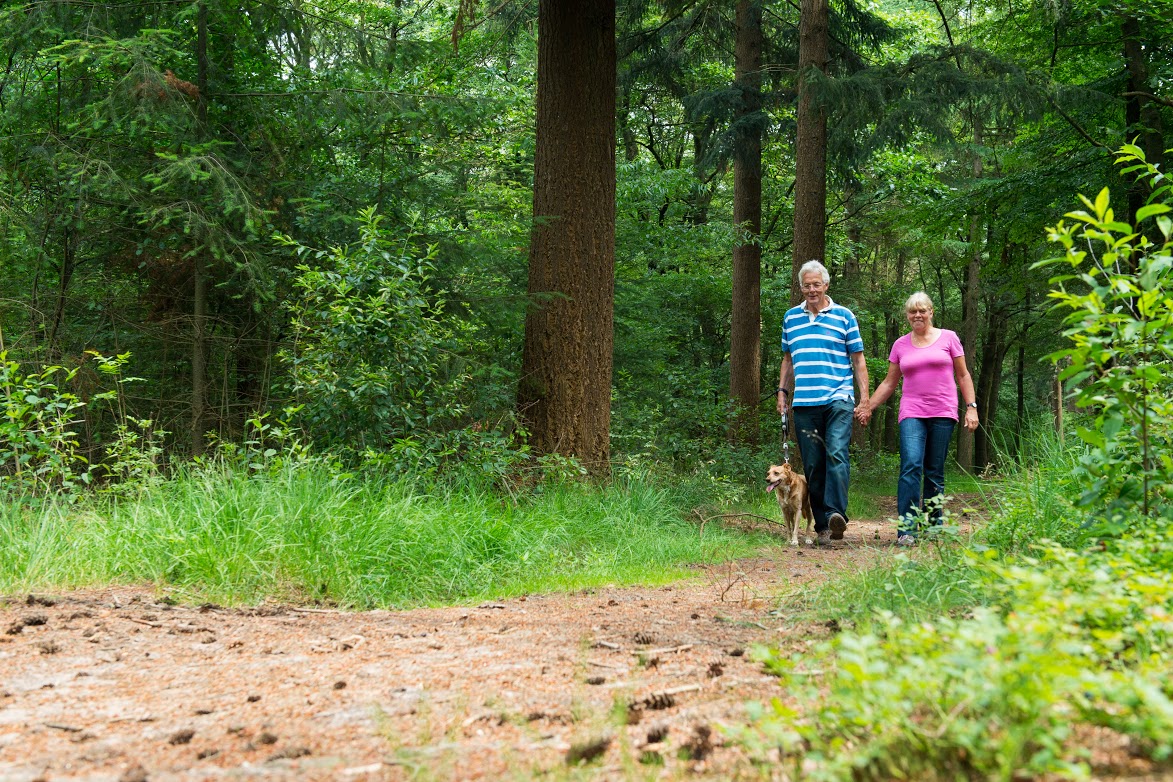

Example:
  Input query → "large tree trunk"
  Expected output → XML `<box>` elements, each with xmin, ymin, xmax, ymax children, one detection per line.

<box><xmin>518</xmin><ymin>0</ymin><xmax>616</xmax><ymax>472</ymax></box>
<box><xmin>729</xmin><ymin>0</ymin><xmax>763</xmax><ymax>444</ymax></box>
<box><xmin>957</xmin><ymin>112</ymin><xmax>982</xmax><ymax>473</ymax></box>
<box><xmin>791</xmin><ymin>0</ymin><xmax>828</xmax><ymax>306</ymax></box>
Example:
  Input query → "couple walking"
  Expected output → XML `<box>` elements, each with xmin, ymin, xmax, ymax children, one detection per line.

<box><xmin>776</xmin><ymin>260</ymin><xmax>979</xmax><ymax>546</ymax></box>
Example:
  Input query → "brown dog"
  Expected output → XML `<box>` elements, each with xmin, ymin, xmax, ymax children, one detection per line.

<box><xmin>765</xmin><ymin>463</ymin><xmax>814</xmax><ymax>546</ymax></box>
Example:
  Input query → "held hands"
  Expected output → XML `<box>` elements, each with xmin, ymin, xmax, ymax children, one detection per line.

<box><xmin>854</xmin><ymin>404</ymin><xmax>872</xmax><ymax>426</ymax></box>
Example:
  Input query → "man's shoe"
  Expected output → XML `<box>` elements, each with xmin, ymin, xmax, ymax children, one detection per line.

<box><xmin>816</xmin><ymin>529</ymin><xmax>832</xmax><ymax>545</ymax></box>
<box><xmin>828</xmin><ymin>512</ymin><xmax>847</xmax><ymax>540</ymax></box>
<box><xmin>896</xmin><ymin>534</ymin><xmax>916</xmax><ymax>547</ymax></box>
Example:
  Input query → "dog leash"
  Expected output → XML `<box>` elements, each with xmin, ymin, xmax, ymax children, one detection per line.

<box><xmin>780</xmin><ymin>410</ymin><xmax>791</xmax><ymax>465</ymax></box>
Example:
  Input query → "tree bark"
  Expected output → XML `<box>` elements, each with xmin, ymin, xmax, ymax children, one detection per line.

<box><xmin>729</xmin><ymin>0</ymin><xmax>763</xmax><ymax>444</ymax></box>
<box><xmin>1122</xmin><ymin>15</ymin><xmax>1165</xmax><ymax>248</ymax></box>
<box><xmin>974</xmin><ymin>293</ymin><xmax>1008</xmax><ymax>470</ymax></box>
<box><xmin>1122</xmin><ymin>15</ymin><xmax>1144</xmax><ymax>238</ymax></box>
<box><xmin>191</xmin><ymin>0</ymin><xmax>210</xmax><ymax>456</ymax></box>
<box><xmin>957</xmin><ymin>112</ymin><xmax>982</xmax><ymax>473</ymax></box>
<box><xmin>791</xmin><ymin>0</ymin><xmax>828</xmax><ymax>306</ymax></box>
<box><xmin>518</xmin><ymin>0</ymin><xmax>616</xmax><ymax>472</ymax></box>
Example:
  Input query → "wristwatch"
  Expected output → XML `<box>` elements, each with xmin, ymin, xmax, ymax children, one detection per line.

<box><xmin>966</xmin><ymin>402</ymin><xmax>978</xmax><ymax>409</ymax></box>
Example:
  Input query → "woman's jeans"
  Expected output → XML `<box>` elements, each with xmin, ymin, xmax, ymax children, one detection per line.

<box><xmin>792</xmin><ymin>400</ymin><xmax>854</xmax><ymax>532</ymax></box>
<box><xmin>898</xmin><ymin>417</ymin><xmax>955</xmax><ymax>535</ymax></box>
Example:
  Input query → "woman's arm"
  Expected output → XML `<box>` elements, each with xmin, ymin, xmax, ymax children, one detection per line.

<box><xmin>856</xmin><ymin>362</ymin><xmax>900</xmax><ymax>424</ymax></box>
<box><xmin>953</xmin><ymin>355</ymin><xmax>979</xmax><ymax>431</ymax></box>
<box><xmin>869</xmin><ymin>362</ymin><xmax>902</xmax><ymax>410</ymax></box>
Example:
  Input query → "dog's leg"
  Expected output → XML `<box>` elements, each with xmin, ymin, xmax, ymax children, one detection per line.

<box><xmin>780</xmin><ymin>486</ymin><xmax>799</xmax><ymax>546</ymax></box>
<box><xmin>801</xmin><ymin>494</ymin><xmax>815</xmax><ymax>545</ymax></box>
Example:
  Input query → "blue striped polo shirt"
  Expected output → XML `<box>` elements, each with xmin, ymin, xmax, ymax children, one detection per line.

<box><xmin>781</xmin><ymin>297</ymin><xmax>865</xmax><ymax>406</ymax></box>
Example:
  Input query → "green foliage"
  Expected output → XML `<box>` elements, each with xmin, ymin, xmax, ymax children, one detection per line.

<box><xmin>740</xmin><ymin>154</ymin><xmax>1173</xmax><ymax>777</ymax></box>
<box><xmin>976</xmin><ymin>424</ymin><xmax>1085</xmax><ymax>553</ymax></box>
<box><xmin>0</xmin><ymin>352</ymin><xmax>89</xmax><ymax>496</ymax></box>
<box><xmin>88</xmin><ymin>351</ymin><xmax>167</xmax><ymax>494</ymax></box>
<box><xmin>1039</xmin><ymin>145</ymin><xmax>1173</xmax><ymax>529</ymax></box>
<box><xmin>278</xmin><ymin>207</ymin><xmax>516</xmax><ymax>474</ymax></box>
<box><xmin>0</xmin><ymin>461</ymin><xmax>774</xmax><ymax>607</ymax></box>
<box><xmin>200</xmin><ymin>407</ymin><xmax>312</xmax><ymax>478</ymax></box>
<box><xmin>745</xmin><ymin>534</ymin><xmax>1173</xmax><ymax>781</ymax></box>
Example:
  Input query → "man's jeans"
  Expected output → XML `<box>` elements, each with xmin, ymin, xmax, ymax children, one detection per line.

<box><xmin>897</xmin><ymin>417</ymin><xmax>956</xmax><ymax>534</ymax></box>
<box><xmin>792</xmin><ymin>400</ymin><xmax>854</xmax><ymax>532</ymax></box>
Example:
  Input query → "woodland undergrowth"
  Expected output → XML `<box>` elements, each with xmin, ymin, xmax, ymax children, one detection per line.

<box><xmin>738</xmin><ymin>147</ymin><xmax>1173</xmax><ymax>781</ymax></box>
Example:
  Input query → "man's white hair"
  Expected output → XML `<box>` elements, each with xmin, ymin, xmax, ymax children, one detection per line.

<box><xmin>798</xmin><ymin>259</ymin><xmax>830</xmax><ymax>285</ymax></box>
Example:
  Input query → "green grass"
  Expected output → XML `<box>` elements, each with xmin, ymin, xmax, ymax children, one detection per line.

<box><xmin>797</xmin><ymin>427</ymin><xmax>1085</xmax><ymax>626</ymax></box>
<box><xmin>0</xmin><ymin>460</ymin><xmax>777</xmax><ymax>608</ymax></box>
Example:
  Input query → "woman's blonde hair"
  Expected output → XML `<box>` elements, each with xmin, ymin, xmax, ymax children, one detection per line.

<box><xmin>904</xmin><ymin>291</ymin><xmax>934</xmax><ymax>313</ymax></box>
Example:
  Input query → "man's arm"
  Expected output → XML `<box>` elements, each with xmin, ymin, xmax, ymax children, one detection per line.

<box><xmin>777</xmin><ymin>354</ymin><xmax>794</xmax><ymax>414</ymax></box>
<box><xmin>850</xmin><ymin>351</ymin><xmax>870</xmax><ymax>410</ymax></box>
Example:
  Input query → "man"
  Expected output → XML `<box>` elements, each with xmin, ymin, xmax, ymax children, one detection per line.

<box><xmin>777</xmin><ymin>260</ymin><xmax>870</xmax><ymax>545</ymax></box>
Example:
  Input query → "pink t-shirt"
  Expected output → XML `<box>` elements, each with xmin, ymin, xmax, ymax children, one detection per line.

<box><xmin>888</xmin><ymin>329</ymin><xmax>965</xmax><ymax>422</ymax></box>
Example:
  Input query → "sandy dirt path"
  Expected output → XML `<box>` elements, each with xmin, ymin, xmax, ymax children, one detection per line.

<box><xmin>0</xmin><ymin>511</ymin><xmax>932</xmax><ymax>782</ymax></box>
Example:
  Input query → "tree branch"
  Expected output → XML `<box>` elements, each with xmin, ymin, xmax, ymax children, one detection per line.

<box><xmin>1121</xmin><ymin>90</ymin><xmax>1173</xmax><ymax>109</ymax></box>
<box><xmin>1045</xmin><ymin>94</ymin><xmax>1110</xmax><ymax>150</ymax></box>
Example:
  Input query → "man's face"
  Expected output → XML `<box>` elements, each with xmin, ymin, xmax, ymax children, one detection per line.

<box><xmin>800</xmin><ymin>272</ymin><xmax>827</xmax><ymax>307</ymax></box>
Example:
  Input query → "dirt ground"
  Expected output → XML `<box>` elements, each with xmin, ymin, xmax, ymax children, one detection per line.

<box><xmin>1</xmin><ymin>497</ymin><xmax>1158</xmax><ymax>782</ymax></box>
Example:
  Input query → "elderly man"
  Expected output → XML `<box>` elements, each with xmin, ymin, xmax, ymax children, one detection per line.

<box><xmin>776</xmin><ymin>260</ymin><xmax>870</xmax><ymax>544</ymax></box>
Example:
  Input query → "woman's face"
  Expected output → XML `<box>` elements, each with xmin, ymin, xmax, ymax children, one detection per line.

<box><xmin>906</xmin><ymin>305</ymin><xmax>933</xmax><ymax>332</ymax></box>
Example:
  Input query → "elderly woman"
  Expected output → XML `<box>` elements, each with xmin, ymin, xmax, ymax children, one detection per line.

<box><xmin>856</xmin><ymin>292</ymin><xmax>978</xmax><ymax>546</ymax></box>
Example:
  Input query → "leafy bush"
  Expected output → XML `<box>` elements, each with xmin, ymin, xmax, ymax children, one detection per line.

<box><xmin>745</xmin><ymin>537</ymin><xmax>1173</xmax><ymax>781</ymax></box>
<box><xmin>277</xmin><ymin>208</ymin><xmax>526</xmax><ymax>477</ymax></box>
<box><xmin>87</xmin><ymin>350</ymin><xmax>167</xmax><ymax>493</ymax></box>
<box><xmin>1041</xmin><ymin>144</ymin><xmax>1173</xmax><ymax>531</ymax></box>
<box><xmin>0</xmin><ymin>352</ymin><xmax>89</xmax><ymax>495</ymax></box>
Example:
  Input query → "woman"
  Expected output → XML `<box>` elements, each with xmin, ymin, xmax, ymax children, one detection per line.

<box><xmin>856</xmin><ymin>292</ymin><xmax>978</xmax><ymax>545</ymax></box>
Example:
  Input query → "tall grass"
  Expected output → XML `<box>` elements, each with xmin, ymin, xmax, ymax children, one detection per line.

<box><xmin>808</xmin><ymin>423</ymin><xmax>1085</xmax><ymax>624</ymax></box>
<box><xmin>0</xmin><ymin>460</ymin><xmax>774</xmax><ymax>607</ymax></box>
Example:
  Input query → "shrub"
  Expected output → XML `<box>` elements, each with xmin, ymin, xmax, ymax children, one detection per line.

<box><xmin>0</xmin><ymin>352</ymin><xmax>89</xmax><ymax>495</ymax></box>
<box><xmin>1040</xmin><ymin>145</ymin><xmax>1173</xmax><ymax>532</ymax></box>
<box><xmin>277</xmin><ymin>208</ymin><xmax>526</xmax><ymax>478</ymax></box>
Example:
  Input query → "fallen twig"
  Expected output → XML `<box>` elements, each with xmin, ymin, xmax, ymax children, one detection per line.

<box><xmin>632</xmin><ymin>644</ymin><xmax>693</xmax><ymax>656</ymax></box>
<box><xmin>694</xmin><ymin>510</ymin><xmax>784</xmax><ymax>536</ymax></box>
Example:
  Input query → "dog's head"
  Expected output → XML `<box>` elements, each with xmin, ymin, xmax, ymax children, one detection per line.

<box><xmin>765</xmin><ymin>463</ymin><xmax>793</xmax><ymax>493</ymax></box>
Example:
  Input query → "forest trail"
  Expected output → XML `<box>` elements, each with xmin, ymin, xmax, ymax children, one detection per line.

<box><xmin>0</xmin><ymin>512</ymin><xmax>923</xmax><ymax>781</ymax></box>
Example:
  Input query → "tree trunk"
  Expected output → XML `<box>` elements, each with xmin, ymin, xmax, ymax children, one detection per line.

<box><xmin>1122</xmin><ymin>15</ymin><xmax>1165</xmax><ymax>248</ymax></box>
<box><xmin>729</xmin><ymin>0</ymin><xmax>763</xmax><ymax>445</ymax></box>
<box><xmin>1015</xmin><ymin>281</ymin><xmax>1029</xmax><ymax>459</ymax></box>
<box><xmin>45</xmin><ymin>201</ymin><xmax>80</xmax><ymax>362</ymax></box>
<box><xmin>791</xmin><ymin>0</ymin><xmax>828</xmax><ymax>306</ymax></box>
<box><xmin>974</xmin><ymin>296</ymin><xmax>1008</xmax><ymax>470</ymax></box>
<box><xmin>957</xmin><ymin>113</ymin><xmax>982</xmax><ymax>473</ymax></box>
<box><xmin>191</xmin><ymin>0</ymin><xmax>210</xmax><ymax>456</ymax></box>
<box><xmin>881</xmin><ymin>247</ymin><xmax>906</xmax><ymax>452</ymax></box>
<box><xmin>518</xmin><ymin>0</ymin><xmax>616</xmax><ymax>472</ymax></box>
<box><xmin>1015</xmin><ymin>341</ymin><xmax>1025</xmax><ymax>458</ymax></box>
